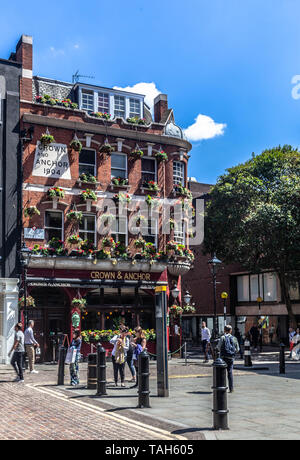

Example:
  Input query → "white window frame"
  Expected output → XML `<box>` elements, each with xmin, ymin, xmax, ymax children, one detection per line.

<box><xmin>98</xmin><ymin>91</ymin><xmax>110</xmax><ymax>114</ymax></box>
<box><xmin>174</xmin><ymin>220</ymin><xmax>186</xmax><ymax>245</ymax></box>
<box><xmin>81</xmin><ymin>89</ymin><xmax>94</xmax><ymax>113</ymax></box>
<box><xmin>79</xmin><ymin>148</ymin><xmax>96</xmax><ymax>177</ymax></box>
<box><xmin>79</xmin><ymin>214</ymin><xmax>96</xmax><ymax>245</ymax></box>
<box><xmin>173</xmin><ymin>161</ymin><xmax>185</xmax><ymax>186</ymax></box>
<box><xmin>141</xmin><ymin>157</ymin><xmax>157</xmax><ymax>184</ymax></box>
<box><xmin>129</xmin><ymin>97</ymin><xmax>141</xmax><ymax>118</ymax></box>
<box><xmin>111</xmin><ymin>152</ymin><xmax>127</xmax><ymax>179</ymax></box>
<box><xmin>114</xmin><ymin>95</ymin><xmax>126</xmax><ymax>118</ymax></box>
<box><xmin>44</xmin><ymin>210</ymin><xmax>64</xmax><ymax>242</ymax></box>
<box><xmin>141</xmin><ymin>217</ymin><xmax>158</xmax><ymax>247</ymax></box>
<box><xmin>111</xmin><ymin>215</ymin><xmax>128</xmax><ymax>246</ymax></box>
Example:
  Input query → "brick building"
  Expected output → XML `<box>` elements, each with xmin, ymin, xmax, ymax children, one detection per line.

<box><xmin>7</xmin><ymin>35</ymin><xmax>196</xmax><ymax>361</ymax></box>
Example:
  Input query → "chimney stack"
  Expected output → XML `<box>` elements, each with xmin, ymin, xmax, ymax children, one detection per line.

<box><xmin>15</xmin><ymin>35</ymin><xmax>33</xmax><ymax>102</ymax></box>
<box><xmin>154</xmin><ymin>94</ymin><xmax>168</xmax><ymax>123</ymax></box>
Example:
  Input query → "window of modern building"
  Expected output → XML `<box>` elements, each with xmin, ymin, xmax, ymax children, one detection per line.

<box><xmin>79</xmin><ymin>149</ymin><xmax>96</xmax><ymax>176</ymax></box>
<box><xmin>129</xmin><ymin>98</ymin><xmax>141</xmax><ymax>118</ymax></box>
<box><xmin>111</xmin><ymin>153</ymin><xmax>127</xmax><ymax>179</ymax></box>
<box><xmin>114</xmin><ymin>95</ymin><xmax>125</xmax><ymax>118</ymax></box>
<box><xmin>45</xmin><ymin>211</ymin><xmax>63</xmax><ymax>241</ymax></box>
<box><xmin>173</xmin><ymin>161</ymin><xmax>185</xmax><ymax>186</ymax></box>
<box><xmin>98</xmin><ymin>92</ymin><xmax>109</xmax><ymax>114</ymax></box>
<box><xmin>81</xmin><ymin>90</ymin><xmax>94</xmax><ymax>113</ymax></box>
<box><xmin>141</xmin><ymin>158</ymin><xmax>156</xmax><ymax>183</ymax></box>
<box><xmin>79</xmin><ymin>214</ymin><xmax>96</xmax><ymax>244</ymax></box>
<box><xmin>237</xmin><ymin>273</ymin><xmax>278</xmax><ymax>302</ymax></box>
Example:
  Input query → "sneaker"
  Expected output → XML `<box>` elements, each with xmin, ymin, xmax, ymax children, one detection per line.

<box><xmin>18</xmin><ymin>379</ymin><xmax>25</xmax><ymax>383</ymax></box>
<box><xmin>13</xmin><ymin>377</ymin><xmax>20</xmax><ymax>382</ymax></box>
<box><xmin>30</xmin><ymin>370</ymin><xmax>39</xmax><ymax>374</ymax></box>
<box><xmin>121</xmin><ymin>383</ymin><xmax>126</xmax><ymax>388</ymax></box>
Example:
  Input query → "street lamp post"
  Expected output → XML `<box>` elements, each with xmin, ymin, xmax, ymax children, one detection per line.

<box><xmin>182</xmin><ymin>290</ymin><xmax>192</xmax><ymax>357</ymax></box>
<box><xmin>19</xmin><ymin>242</ymin><xmax>32</xmax><ymax>329</ymax></box>
<box><xmin>208</xmin><ymin>254</ymin><xmax>222</xmax><ymax>350</ymax></box>
<box><xmin>257</xmin><ymin>296</ymin><xmax>263</xmax><ymax>352</ymax></box>
<box><xmin>221</xmin><ymin>292</ymin><xmax>228</xmax><ymax>326</ymax></box>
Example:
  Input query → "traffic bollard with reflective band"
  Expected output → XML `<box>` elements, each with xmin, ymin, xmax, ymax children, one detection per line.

<box><xmin>244</xmin><ymin>339</ymin><xmax>252</xmax><ymax>367</ymax></box>
<box><xmin>96</xmin><ymin>344</ymin><xmax>107</xmax><ymax>396</ymax></box>
<box><xmin>279</xmin><ymin>343</ymin><xmax>285</xmax><ymax>374</ymax></box>
<box><xmin>57</xmin><ymin>346</ymin><xmax>67</xmax><ymax>385</ymax></box>
<box><xmin>212</xmin><ymin>350</ymin><xmax>229</xmax><ymax>430</ymax></box>
<box><xmin>137</xmin><ymin>350</ymin><xmax>151</xmax><ymax>408</ymax></box>
<box><xmin>87</xmin><ymin>353</ymin><xmax>97</xmax><ymax>389</ymax></box>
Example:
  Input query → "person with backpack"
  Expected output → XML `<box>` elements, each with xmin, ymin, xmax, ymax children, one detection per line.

<box><xmin>217</xmin><ymin>325</ymin><xmax>240</xmax><ymax>393</ymax></box>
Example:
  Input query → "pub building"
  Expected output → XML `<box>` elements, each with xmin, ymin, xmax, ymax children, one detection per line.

<box><xmin>11</xmin><ymin>35</ymin><xmax>195</xmax><ymax>362</ymax></box>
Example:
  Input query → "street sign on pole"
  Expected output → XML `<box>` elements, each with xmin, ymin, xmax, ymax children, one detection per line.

<box><xmin>155</xmin><ymin>285</ymin><xmax>169</xmax><ymax>397</ymax></box>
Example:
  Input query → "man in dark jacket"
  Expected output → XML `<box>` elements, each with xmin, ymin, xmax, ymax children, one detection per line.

<box><xmin>217</xmin><ymin>325</ymin><xmax>240</xmax><ymax>393</ymax></box>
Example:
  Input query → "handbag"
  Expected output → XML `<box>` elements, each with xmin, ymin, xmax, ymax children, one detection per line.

<box><xmin>65</xmin><ymin>347</ymin><xmax>77</xmax><ymax>364</ymax></box>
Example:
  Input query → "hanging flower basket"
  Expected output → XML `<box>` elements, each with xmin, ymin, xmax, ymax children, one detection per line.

<box><xmin>40</xmin><ymin>133</ymin><xmax>55</xmax><ymax>147</ymax></box>
<box><xmin>80</xmin><ymin>189</ymin><xmax>97</xmax><ymax>202</ymax></box>
<box><xmin>79</xmin><ymin>173</ymin><xmax>97</xmax><ymax>184</ymax></box>
<box><xmin>155</xmin><ymin>150</ymin><xmax>168</xmax><ymax>162</ymax></box>
<box><xmin>169</xmin><ymin>305</ymin><xmax>183</xmax><ymax>316</ymax></box>
<box><xmin>182</xmin><ymin>305</ymin><xmax>196</xmax><ymax>314</ymax></box>
<box><xmin>99</xmin><ymin>143</ymin><xmax>114</xmax><ymax>154</ymax></box>
<box><xmin>166</xmin><ymin>240</ymin><xmax>178</xmax><ymax>256</ymax></box>
<box><xmin>66</xmin><ymin>211</ymin><xmax>83</xmax><ymax>223</ymax></box>
<box><xmin>24</xmin><ymin>206</ymin><xmax>40</xmax><ymax>218</ymax></box>
<box><xmin>67</xmin><ymin>234</ymin><xmax>82</xmax><ymax>245</ymax></box>
<box><xmin>134</xmin><ymin>238</ymin><xmax>146</xmax><ymax>249</ymax></box>
<box><xmin>71</xmin><ymin>298</ymin><xmax>87</xmax><ymax>312</ymax></box>
<box><xmin>130</xmin><ymin>148</ymin><xmax>144</xmax><ymax>159</ymax></box>
<box><xmin>70</xmin><ymin>138</ymin><xmax>83</xmax><ymax>153</ymax></box>
<box><xmin>47</xmin><ymin>187</ymin><xmax>65</xmax><ymax>199</ymax></box>
<box><xmin>19</xmin><ymin>296</ymin><xmax>36</xmax><ymax>309</ymax></box>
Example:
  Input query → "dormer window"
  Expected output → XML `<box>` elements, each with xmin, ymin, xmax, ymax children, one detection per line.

<box><xmin>81</xmin><ymin>90</ymin><xmax>94</xmax><ymax>113</ymax></box>
<box><xmin>129</xmin><ymin>98</ymin><xmax>141</xmax><ymax>118</ymax></box>
<box><xmin>114</xmin><ymin>95</ymin><xmax>125</xmax><ymax>118</ymax></box>
<box><xmin>98</xmin><ymin>92</ymin><xmax>109</xmax><ymax>114</ymax></box>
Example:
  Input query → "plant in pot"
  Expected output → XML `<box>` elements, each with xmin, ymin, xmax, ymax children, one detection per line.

<box><xmin>145</xmin><ymin>195</ymin><xmax>160</xmax><ymax>210</ymax></box>
<box><xmin>102</xmin><ymin>236</ymin><xmax>116</xmax><ymax>251</ymax></box>
<box><xmin>127</xmin><ymin>116</ymin><xmax>146</xmax><ymax>125</ymax></box>
<box><xmin>47</xmin><ymin>187</ymin><xmax>65</xmax><ymax>199</ymax></box>
<box><xmin>182</xmin><ymin>304</ymin><xmax>196</xmax><ymax>314</ymax></box>
<box><xmin>71</xmin><ymin>297</ymin><xmax>87</xmax><ymax>312</ymax></box>
<box><xmin>142</xmin><ymin>180</ymin><xmax>160</xmax><ymax>192</ymax></box>
<box><xmin>67</xmin><ymin>234</ymin><xmax>82</xmax><ymax>245</ymax></box>
<box><xmin>19</xmin><ymin>296</ymin><xmax>36</xmax><ymax>309</ymax></box>
<box><xmin>70</xmin><ymin>138</ymin><xmax>83</xmax><ymax>153</ymax></box>
<box><xmin>66</xmin><ymin>210</ymin><xmax>83</xmax><ymax>223</ymax></box>
<box><xmin>169</xmin><ymin>304</ymin><xmax>183</xmax><ymax>316</ymax></box>
<box><xmin>79</xmin><ymin>172</ymin><xmax>97</xmax><ymax>184</ymax></box>
<box><xmin>130</xmin><ymin>148</ymin><xmax>144</xmax><ymax>159</ymax></box>
<box><xmin>91</xmin><ymin>112</ymin><xmax>111</xmax><ymax>120</ymax></box>
<box><xmin>80</xmin><ymin>239</ymin><xmax>96</xmax><ymax>255</ymax></box>
<box><xmin>99</xmin><ymin>140</ymin><xmax>114</xmax><ymax>155</ymax></box>
<box><xmin>40</xmin><ymin>132</ymin><xmax>55</xmax><ymax>147</ymax></box>
<box><xmin>113</xmin><ymin>192</ymin><xmax>132</xmax><ymax>205</ymax></box>
<box><xmin>111</xmin><ymin>177</ymin><xmax>129</xmax><ymax>187</ymax></box>
<box><xmin>80</xmin><ymin>189</ymin><xmax>97</xmax><ymax>202</ymax></box>
<box><xmin>166</xmin><ymin>240</ymin><xmax>178</xmax><ymax>257</ymax></box>
<box><xmin>24</xmin><ymin>206</ymin><xmax>40</xmax><ymax>218</ymax></box>
<box><xmin>134</xmin><ymin>238</ymin><xmax>146</xmax><ymax>253</ymax></box>
<box><xmin>155</xmin><ymin>150</ymin><xmax>168</xmax><ymax>162</ymax></box>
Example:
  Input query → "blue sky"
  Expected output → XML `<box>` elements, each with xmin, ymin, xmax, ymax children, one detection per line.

<box><xmin>1</xmin><ymin>0</ymin><xmax>300</xmax><ymax>184</ymax></box>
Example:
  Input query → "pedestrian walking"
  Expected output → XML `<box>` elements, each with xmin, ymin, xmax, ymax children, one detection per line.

<box><xmin>131</xmin><ymin>326</ymin><xmax>147</xmax><ymax>388</ymax></box>
<box><xmin>110</xmin><ymin>327</ymin><xmax>129</xmax><ymax>387</ymax></box>
<box><xmin>24</xmin><ymin>320</ymin><xmax>39</xmax><ymax>374</ymax></box>
<box><xmin>8</xmin><ymin>323</ymin><xmax>25</xmax><ymax>383</ymax></box>
<box><xmin>269</xmin><ymin>324</ymin><xmax>275</xmax><ymax>344</ymax></box>
<box><xmin>69</xmin><ymin>330</ymin><xmax>82</xmax><ymax>386</ymax></box>
<box><xmin>234</xmin><ymin>327</ymin><xmax>244</xmax><ymax>359</ymax></box>
<box><xmin>217</xmin><ymin>325</ymin><xmax>240</xmax><ymax>393</ymax></box>
<box><xmin>126</xmin><ymin>331</ymin><xmax>136</xmax><ymax>383</ymax></box>
<box><xmin>201</xmin><ymin>321</ymin><xmax>211</xmax><ymax>363</ymax></box>
<box><xmin>289</xmin><ymin>327</ymin><xmax>296</xmax><ymax>357</ymax></box>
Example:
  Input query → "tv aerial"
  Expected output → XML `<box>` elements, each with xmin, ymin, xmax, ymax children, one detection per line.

<box><xmin>72</xmin><ymin>70</ymin><xmax>95</xmax><ymax>84</ymax></box>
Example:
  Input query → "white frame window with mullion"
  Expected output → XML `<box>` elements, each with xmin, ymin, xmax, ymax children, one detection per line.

<box><xmin>111</xmin><ymin>153</ymin><xmax>127</xmax><ymax>179</ymax></box>
<box><xmin>79</xmin><ymin>148</ymin><xmax>96</xmax><ymax>177</ymax></box>
<box><xmin>129</xmin><ymin>97</ymin><xmax>141</xmax><ymax>118</ymax></box>
<box><xmin>114</xmin><ymin>95</ymin><xmax>126</xmax><ymax>118</ymax></box>
<box><xmin>79</xmin><ymin>214</ymin><xmax>96</xmax><ymax>245</ymax></box>
<box><xmin>45</xmin><ymin>210</ymin><xmax>64</xmax><ymax>242</ymax></box>
<box><xmin>141</xmin><ymin>157</ymin><xmax>157</xmax><ymax>184</ymax></box>
<box><xmin>173</xmin><ymin>161</ymin><xmax>185</xmax><ymax>186</ymax></box>
<box><xmin>111</xmin><ymin>215</ymin><xmax>128</xmax><ymax>246</ymax></box>
<box><xmin>98</xmin><ymin>91</ymin><xmax>110</xmax><ymax>114</ymax></box>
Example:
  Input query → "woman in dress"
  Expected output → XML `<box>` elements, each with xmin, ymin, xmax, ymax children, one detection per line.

<box><xmin>70</xmin><ymin>329</ymin><xmax>82</xmax><ymax>386</ymax></box>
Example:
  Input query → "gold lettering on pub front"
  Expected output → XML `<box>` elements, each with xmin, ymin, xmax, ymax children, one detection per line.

<box><xmin>91</xmin><ymin>271</ymin><xmax>151</xmax><ymax>281</ymax></box>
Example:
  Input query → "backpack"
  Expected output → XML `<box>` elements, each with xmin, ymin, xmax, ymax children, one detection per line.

<box><xmin>221</xmin><ymin>335</ymin><xmax>236</xmax><ymax>357</ymax></box>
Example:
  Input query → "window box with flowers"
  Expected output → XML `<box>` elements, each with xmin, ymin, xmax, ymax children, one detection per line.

<box><xmin>69</xmin><ymin>248</ymin><xmax>85</xmax><ymax>258</ymax></box>
<box><xmin>173</xmin><ymin>184</ymin><xmax>192</xmax><ymax>200</ymax></box>
<box><xmin>141</xmin><ymin>180</ymin><xmax>160</xmax><ymax>193</ymax></box>
<box><xmin>111</xmin><ymin>177</ymin><xmax>129</xmax><ymax>189</ymax></box>
<box><xmin>24</xmin><ymin>206</ymin><xmax>40</xmax><ymax>218</ymax></box>
<box><xmin>71</xmin><ymin>298</ymin><xmax>87</xmax><ymax>312</ymax></box>
<box><xmin>127</xmin><ymin>116</ymin><xmax>147</xmax><ymax>125</ymax></box>
<box><xmin>35</xmin><ymin>95</ymin><xmax>78</xmax><ymax>109</ymax></box>
<box><xmin>47</xmin><ymin>237</ymin><xmax>68</xmax><ymax>256</ymax></box>
<box><xmin>114</xmin><ymin>242</ymin><xmax>130</xmax><ymax>260</ymax></box>
<box><xmin>78</xmin><ymin>173</ymin><xmax>97</xmax><ymax>185</ymax></box>
<box><xmin>47</xmin><ymin>187</ymin><xmax>65</xmax><ymax>199</ymax></box>
<box><xmin>94</xmin><ymin>249</ymin><xmax>111</xmax><ymax>260</ymax></box>
<box><xmin>134</xmin><ymin>238</ymin><xmax>146</xmax><ymax>254</ymax></box>
<box><xmin>91</xmin><ymin>112</ymin><xmax>111</xmax><ymax>120</ymax></box>
<box><xmin>80</xmin><ymin>189</ymin><xmax>97</xmax><ymax>211</ymax></box>
<box><xmin>19</xmin><ymin>296</ymin><xmax>36</xmax><ymax>309</ymax></box>
<box><xmin>102</xmin><ymin>236</ymin><xmax>116</xmax><ymax>251</ymax></box>
<box><xmin>166</xmin><ymin>240</ymin><xmax>178</xmax><ymax>257</ymax></box>
<box><xmin>80</xmin><ymin>239</ymin><xmax>96</xmax><ymax>256</ymax></box>
<box><xmin>155</xmin><ymin>150</ymin><xmax>168</xmax><ymax>162</ymax></box>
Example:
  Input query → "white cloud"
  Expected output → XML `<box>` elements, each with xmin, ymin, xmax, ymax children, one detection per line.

<box><xmin>184</xmin><ymin>114</ymin><xmax>226</xmax><ymax>142</ymax></box>
<box><xmin>49</xmin><ymin>46</ymin><xmax>65</xmax><ymax>57</ymax></box>
<box><xmin>113</xmin><ymin>82</ymin><xmax>161</xmax><ymax>114</ymax></box>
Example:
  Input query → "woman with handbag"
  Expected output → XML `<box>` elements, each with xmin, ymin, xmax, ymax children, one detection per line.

<box><xmin>110</xmin><ymin>328</ymin><xmax>129</xmax><ymax>387</ymax></box>
<box><xmin>131</xmin><ymin>327</ymin><xmax>147</xmax><ymax>388</ymax></box>
<box><xmin>69</xmin><ymin>330</ymin><xmax>82</xmax><ymax>386</ymax></box>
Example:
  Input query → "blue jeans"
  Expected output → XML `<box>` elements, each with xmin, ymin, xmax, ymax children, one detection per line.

<box><xmin>70</xmin><ymin>352</ymin><xmax>80</xmax><ymax>385</ymax></box>
<box><xmin>126</xmin><ymin>352</ymin><xmax>136</xmax><ymax>378</ymax></box>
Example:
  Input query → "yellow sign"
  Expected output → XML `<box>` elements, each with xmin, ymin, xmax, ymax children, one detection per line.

<box><xmin>257</xmin><ymin>296</ymin><xmax>263</xmax><ymax>303</ymax></box>
<box><xmin>91</xmin><ymin>271</ymin><xmax>151</xmax><ymax>281</ymax></box>
<box><xmin>155</xmin><ymin>286</ymin><xmax>167</xmax><ymax>293</ymax></box>
<box><xmin>221</xmin><ymin>292</ymin><xmax>228</xmax><ymax>299</ymax></box>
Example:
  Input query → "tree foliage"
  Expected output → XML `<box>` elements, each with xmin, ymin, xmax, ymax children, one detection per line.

<box><xmin>204</xmin><ymin>145</ymin><xmax>300</xmax><ymax>322</ymax></box>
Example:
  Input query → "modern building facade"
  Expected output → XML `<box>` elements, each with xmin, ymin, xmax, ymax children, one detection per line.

<box><xmin>7</xmin><ymin>35</ymin><xmax>195</xmax><ymax>362</ymax></box>
<box><xmin>0</xmin><ymin>48</ymin><xmax>22</xmax><ymax>363</ymax></box>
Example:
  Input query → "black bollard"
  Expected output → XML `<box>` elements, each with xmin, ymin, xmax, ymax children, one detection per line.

<box><xmin>212</xmin><ymin>350</ymin><xmax>229</xmax><ymax>430</ymax></box>
<box><xmin>244</xmin><ymin>339</ymin><xmax>252</xmax><ymax>367</ymax></box>
<box><xmin>57</xmin><ymin>346</ymin><xmax>67</xmax><ymax>385</ymax></box>
<box><xmin>87</xmin><ymin>353</ymin><xmax>97</xmax><ymax>389</ymax></box>
<box><xmin>279</xmin><ymin>342</ymin><xmax>285</xmax><ymax>374</ymax></box>
<box><xmin>96</xmin><ymin>344</ymin><xmax>107</xmax><ymax>396</ymax></box>
<box><xmin>137</xmin><ymin>350</ymin><xmax>150</xmax><ymax>408</ymax></box>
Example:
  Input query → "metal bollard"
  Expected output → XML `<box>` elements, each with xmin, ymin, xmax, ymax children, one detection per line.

<box><xmin>57</xmin><ymin>346</ymin><xmax>67</xmax><ymax>385</ymax></box>
<box><xmin>244</xmin><ymin>339</ymin><xmax>252</xmax><ymax>367</ymax></box>
<box><xmin>137</xmin><ymin>350</ymin><xmax>150</xmax><ymax>408</ymax></box>
<box><xmin>279</xmin><ymin>343</ymin><xmax>285</xmax><ymax>374</ymax></box>
<box><xmin>87</xmin><ymin>353</ymin><xmax>97</xmax><ymax>389</ymax></box>
<box><xmin>96</xmin><ymin>344</ymin><xmax>107</xmax><ymax>396</ymax></box>
<box><xmin>212</xmin><ymin>350</ymin><xmax>229</xmax><ymax>430</ymax></box>
<box><xmin>184</xmin><ymin>342</ymin><xmax>187</xmax><ymax>366</ymax></box>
